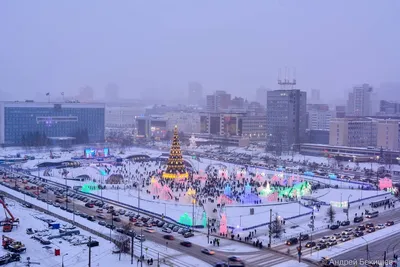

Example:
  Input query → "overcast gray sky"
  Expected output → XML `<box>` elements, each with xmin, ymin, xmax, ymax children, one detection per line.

<box><xmin>1</xmin><ymin>0</ymin><xmax>399</xmax><ymax>103</ymax></box>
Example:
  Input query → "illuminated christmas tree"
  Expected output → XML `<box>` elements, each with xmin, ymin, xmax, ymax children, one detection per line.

<box><xmin>162</xmin><ymin>125</ymin><xmax>188</xmax><ymax>179</ymax></box>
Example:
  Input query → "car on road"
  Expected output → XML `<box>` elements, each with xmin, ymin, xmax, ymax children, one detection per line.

<box><xmin>341</xmin><ymin>235</ymin><xmax>351</xmax><ymax>242</ymax></box>
<box><xmin>201</xmin><ymin>248</ymin><xmax>215</xmax><ymax>255</ymax></box>
<box><xmin>106</xmin><ymin>224</ymin><xmax>116</xmax><ymax>230</ymax></box>
<box><xmin>184</xmin><ymin>232</ymin><xmax>194</xmax><ymax>238</ymax></box>
<box><xmin>386</xmin><ymin>221</ymin><xmax>394</xmax><ymax>226</ymax></box>
<box><xmin>366</xmin><ymin>227</ymin><xmax>375</xmax><ymax>233</ymax></box>
<box><xmin>228</xmin><ymin>256</ymin><xmax>242</xmax><ymax>262</ymax></box>
<box><xmin>376</xmin><ymin>224</ymin><xmax>385</xmax><ymax>229</ymax></box>
<box><xmin>144</xmin><ymin>228</ymin><xmax>155</xmax><ymax>233</ymax></box>
<box><xmin>162</xmin><ymin>228</ymin><xmax>172</xmax><ymax>233</ymax></box>
<box><xmin>354</xmin><ymin>231</ymin><xmax>364</xmax><ymax>237</ymax></box>
<box><xmin>300</xmin><ymin>234</ymin><xmax>309</xmax><ymax>241</ymax></box>
<box><xmin>134</xmin><ymin>222</ymin><xmax>144</xmax><ymax>227</ymax></box>
<box><xmin>98</xmin><ymin>221</ymin><xmax>106</xmax><ymax>226</ymax></box>
<box><xmin>180</xmin><ymin>241</ymin><xmax>192</xmax><ymax>247</ymax></box>
<box><xmin>326</xmin><ymin>240</ymin><xmax>337</xmax><ymax>247</ymax></box>
<box><xmin>320</xmin><ymin>236</ymin><xmax>331</xmax><ymax>243</ymax></box>
<box><xmin>329</xmin><ymin>224</ymin><xmax>340</xmax><ymax>230</ymax></box>
<box><xmin>96</xmin><ymin>209</ymin><xmax>103</xmax><ymax>213</ymax></box>
<box><xmin>342</xmin><ymin>228</ymin><xmax>353</xmax><ymax>236</ymax></box>
<box><xmin>135</xmin><ymin>235</ymin><xmax>146</xmax><ymax>242</ymax></box>
<box><xmin>340</xmin><ymin>220</ymin><xmax>350</xmax><ymax>226</ymax></box>
<box><xmin>163</xmin><ymin>235</ymin><xmax>174</xmax><ymax>240</ymax></box>
<box><xmin>356</xmin><ymin>225</ymin><xmax>366</xmax><ymax>231</ymax></box>
<box><xmin>97</xmin><ymin>214</ymin><xmax>106</xmax><ymax>220</ymax></box>
<box><xmin>315</xmin><ymin>243</ymin><xmax>327</xmax><ymax>251</ymax></box>
<box><xmin>365</xmin><ymin>223</ymin><xmax>374</xmax><ymax>229</ymax></box>
<box><xmin>305</xmin><ymin>241</ymin><xmax>316</xmax><ymax>248</ymax></box>
<box><xmin>286</xmin><ymin>237</ymin><xmax>298</xmax><ymax>246</ymax></box>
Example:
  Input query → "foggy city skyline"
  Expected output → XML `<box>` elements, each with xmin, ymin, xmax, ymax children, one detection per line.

<box><xmin>1</xmin><ymin>1</ymin><xmax>399</xmax><ymax>105</ymax></box>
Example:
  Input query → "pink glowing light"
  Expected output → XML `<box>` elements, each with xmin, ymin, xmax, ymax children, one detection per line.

<box><xmin>379</xmin><ymin>177</ymin><xmax>393</xmax><ymax>190</ymax></box>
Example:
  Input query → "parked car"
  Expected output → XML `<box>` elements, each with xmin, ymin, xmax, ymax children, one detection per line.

<box><xmin>162</xmin><ymin>228</ymin><xmax>172</xmax><ymax>233</ymax></box>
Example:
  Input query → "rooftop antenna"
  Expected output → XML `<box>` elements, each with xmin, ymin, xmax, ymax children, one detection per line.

<box><xmin>278</xmin><ymin>66</ymin><xmax>296</xmax><ymax>90</ymax></box>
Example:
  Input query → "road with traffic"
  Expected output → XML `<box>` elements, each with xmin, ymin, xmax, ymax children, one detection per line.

<box><xmin>0</xmin><ymin>168</ymin><xmax>300</xmax><ymax>267</ymax></box>
<box><xmin>272</xmin><ymin>208</ymin><xmax>400</xmax><ymax>261</ymax></box>
<box><xmin>332</xmin><ymin>231</ymin><xmax>400</xmax><ymax>267</ymax></box>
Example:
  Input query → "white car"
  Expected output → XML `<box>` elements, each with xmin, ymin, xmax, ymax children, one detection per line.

<box><xmin>320</xmin><ymin>236</ymin><xmax>331</xmax><ymax>243</ymax></box>
<box><xmin>162</xmin><ymin>228</ymin><xmax>172</xmax><ymax>233</ymax></box>
<box><xmin>376</xmin><ymin>224</ymin><xmax>385</xmax><ymax>229</ymax></box>
<box><xmin>341</xmin><ymin>235</ymin><xmax>351</xmax><ymax>242</ymax></box>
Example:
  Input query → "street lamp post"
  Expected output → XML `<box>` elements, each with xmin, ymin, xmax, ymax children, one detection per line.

<box><xmin>347</xmin><ymin>194</ymin><xmax>352</xmax><ymax>221</ymax></box>
<box><xmin>62</xmin><ymin>253</ymin><xmax>68</xmax><ymax>267</ymax></box>
<box><xmin>361</xmin><ymin>236</ymin><xmax>369</xmax><ymax>260</ymax></box>
<box><xmin>240</xmin><ymin>215</ymin><xmax>242</xmax><ymax>228</ymax></box>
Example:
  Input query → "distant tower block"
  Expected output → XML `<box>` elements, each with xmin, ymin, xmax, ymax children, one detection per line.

<box><xmin>162</xmin><ymin>126</ymin><xmax>188</xmax><ymax>179</ymax></box>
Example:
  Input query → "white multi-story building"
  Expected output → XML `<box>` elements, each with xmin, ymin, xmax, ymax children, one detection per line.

<box><xmin>307</xmin><ymin>104</ymin><xmax>333</xmax><ymax>131</ymax></box>
<box><xmin>330</xmin><ymin>117</ymin><xmax>400</xmax><ymax>151</ymax></box>
<box><xmin>105</xmin><ymin>103</ymin><xmax>145</xmax><ymax>128</ymax></box>
<box><xmin>346</xmin><ymin>84</ymin><xmax>373</xmax><ymax>117</ymax></box>
<box><xmin>165</xmin><ymin>111</ymin><xmax>200</xmax><ymax>134</ymax></box>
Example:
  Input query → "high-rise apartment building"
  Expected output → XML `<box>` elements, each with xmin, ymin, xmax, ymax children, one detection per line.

<box><xmin>206</xmin><ymin>91</ymin><xmax>231</xmax><ymax>112</ymax></box>
<box><xmin>266</xmin><ymin>89</ymin><xmax>307</xmax><ymax>152</ymax></box>
<box><xmin>310</xmin><ymin>89</ymin><xmax>321</xmax><ymax>103</ymax></box>
<box><xmin>307</xmin><ymin>104</ymin><xmax>333</xmax><ymax>130</ymax></box>
<box><xmin>346</xmin><ymin>84</ymin><xmax>373</xmax><ymax>116</ymax></box>
<box><xmin>188</xmin><ymin>82</ymin><xmax>203</xmax><ymax>106</ymax></box>
<box><xmin>255</xmin><ymin>87</ymin><xmax>268</xmax><ymax>107</ymax></box>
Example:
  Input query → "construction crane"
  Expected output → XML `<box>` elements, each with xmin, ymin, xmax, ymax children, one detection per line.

<box><xmin>0</xmin><ymin>196</ymin><xmax>19</xmax><ymax>232</ymax></box>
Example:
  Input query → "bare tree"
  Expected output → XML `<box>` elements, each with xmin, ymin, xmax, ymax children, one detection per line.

<box><xmin>326</xmin><ymin>205</ymin><xmax>336</xmax><ymax>224</ymax></box>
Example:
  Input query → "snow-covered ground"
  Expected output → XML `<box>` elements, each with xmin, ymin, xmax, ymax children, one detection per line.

<box><xmin>0</xmin><ymin>194</ymin><xmax>210</xmax><ymax>267</ymax></box>
<box><xmin>1</xmin><ymin>145</ymin><xmax>395</xmax><ymax>256</ymax></box>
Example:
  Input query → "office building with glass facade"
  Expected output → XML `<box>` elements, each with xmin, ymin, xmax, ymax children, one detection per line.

<box><xmin>0</xmin><ymin>101</ymin><xmax>105</xmax><ymax>145</ymax></box>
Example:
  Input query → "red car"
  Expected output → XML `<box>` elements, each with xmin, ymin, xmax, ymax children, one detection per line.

<box><xmin>180</xmin><ymin>241</ymin><xmax>192</xmax><ymax>247</ymax></box>
<box><xmin>163</xmin><ymin>235</ymin><xmax>174</xmax><ymax>240</ymax></box>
